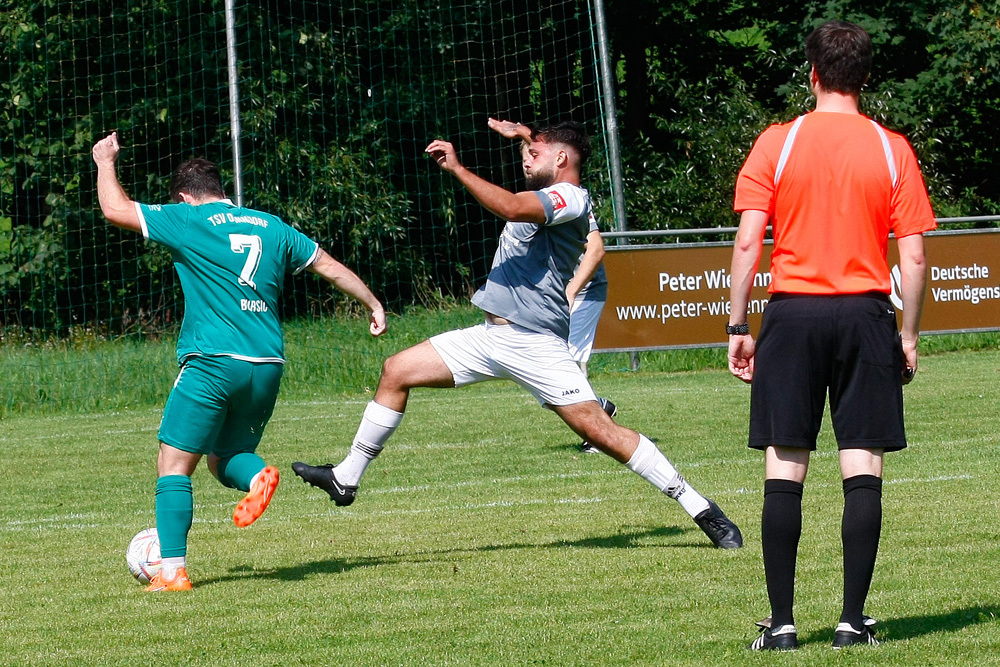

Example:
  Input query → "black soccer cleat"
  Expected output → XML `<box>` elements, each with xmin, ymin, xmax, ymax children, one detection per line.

<box><xmin>832</xmin><ymin>622</ymin><xmax>879</xmax><ymax>648</ymax></box>
<box><xmin>749</xmin><ymin>624</ymin><xmax>798</xmax><ymax>651</ymax></box>
<box><xmin>694</xmin><ymin>499</ymin><xmax>743</xmax><ymax>548</ymax></box>
<box><xmin>291</xmin><ymin>462</ymin><xmax>358</xmax><ymax>506</ymax></box>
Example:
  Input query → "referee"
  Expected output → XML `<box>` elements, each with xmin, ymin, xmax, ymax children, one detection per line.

<box><xmin>727</xmin><ymin>21</ymin><xmax>936</xmax><ymax>650</ymax></box>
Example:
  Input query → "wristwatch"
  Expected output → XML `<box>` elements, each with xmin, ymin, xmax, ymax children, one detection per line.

<box><xmin>725</xmin><ymin>323</ymin><xmax>750</xmax><ymax>335</ymax></box>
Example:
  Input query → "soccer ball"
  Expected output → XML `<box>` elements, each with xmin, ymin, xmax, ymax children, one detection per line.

<box><xmin>126</xmin><ymin>528</ymin><xmax>161</xmax><ymax>584</ymax></box>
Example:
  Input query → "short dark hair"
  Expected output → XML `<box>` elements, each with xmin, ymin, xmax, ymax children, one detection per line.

<box><xmin>169</xmin><ymin>158</ymin><xmax>225</xmax><ymax>202</ymax></box>
<box><xmin>805</xmin><ymin>20</ymin><xmax>872</xmax><ymax>96</ymax></box>
<box><xmin>533</xmin><ymin>121</ymin><xmax>591</xmax><ymax>166</ymax></box>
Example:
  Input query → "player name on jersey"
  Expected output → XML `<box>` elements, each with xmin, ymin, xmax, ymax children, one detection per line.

<box><xmin>241</xmin><ymin>299</ymin><xmax>269</xmax><ymax>312</ymax></box>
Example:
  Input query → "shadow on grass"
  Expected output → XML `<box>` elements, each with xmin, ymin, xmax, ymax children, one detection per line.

<box><xmin>880</xmin><ymin>605</ymin><xmax>1000</xmax><ymax>642</ymax></box>
<box><xmin>798</xmin><ymin>605</ymin><xmax>1000</xmax><ymax>646</ymax></box>
<box><xmin>197</xmin><ymin>524</ymin><xmax>710</xmax><ymax>587</ymax></box>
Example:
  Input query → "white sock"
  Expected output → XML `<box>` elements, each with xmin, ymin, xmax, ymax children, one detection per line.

<box><xmin>161</xmin><ymin>556</ymin><xmax>185</xmax><ymax>579</ymax></box>
<box><xmin>333</xmin><ymin>401</ymin><xmax>403</xmax><ymax>486</ymax></box>
<box><xmin>625</xmin><ymin>435</ymin><xmax>710</xmax><ymax>518</ymax></box>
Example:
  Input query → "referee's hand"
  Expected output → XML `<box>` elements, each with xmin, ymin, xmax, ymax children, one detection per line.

<box><xmin>728</xmin><ymin>334</ymin><xmax>755</xmax><ymax>384</ymax></box>
<box><xmin>901</xmin><ymin>334</ymin><xmax>918</xmax><ymax>385</ymax></box>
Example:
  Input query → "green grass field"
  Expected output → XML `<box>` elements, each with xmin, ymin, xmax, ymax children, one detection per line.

<box><xmin>1</xmin><ymin>333</ymin><xmax>999</xmax><ymax>665</ymax></box>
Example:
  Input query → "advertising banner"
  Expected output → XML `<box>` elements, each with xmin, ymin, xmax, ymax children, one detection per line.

<box><xmin>594</xmin><ymin>229</ymin><xmax>1000</xmax><ymax>351</ymax></box>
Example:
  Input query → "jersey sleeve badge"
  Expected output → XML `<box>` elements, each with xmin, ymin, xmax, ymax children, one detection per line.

<box><xmin>547</xmin><ymin>191</ymin><xmax>567</xmax><ymax>210</ymax></box>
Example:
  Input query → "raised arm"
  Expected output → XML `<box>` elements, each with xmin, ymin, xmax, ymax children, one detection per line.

<box><xmin>91</xmin><ymin>132</ymin><xmax>141</xmax><ymax>232</ymax></box>
<box><xmin>307</xmin><ymin>248</ymin><xmax>387</xmax><ymax>336</ymax></box>
<box><xmin>425</xmin><ymin>139</ymin><xmax>546</xmax><ymax>224</ymax></box>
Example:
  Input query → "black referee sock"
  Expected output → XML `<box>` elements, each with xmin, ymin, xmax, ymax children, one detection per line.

<box><xmin>840</xmin><ymin>474</ymin><xmax>883</xmax><ymax>630</ymax></box>
<box><xmin>762</xmin><ymin>478</ymin><xmax>804</xmax><ymax>629</ymax></box>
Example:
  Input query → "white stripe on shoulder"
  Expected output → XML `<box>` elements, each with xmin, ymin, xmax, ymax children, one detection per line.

<box><xmin>869</xmin><ymin>120</ymin><xmax>898</xmax><ymax>189</ymax></box>
<box><xmin>773</xmin><ymin>115</ymin><xmax>806</xmax><ymax>187</ymax></box>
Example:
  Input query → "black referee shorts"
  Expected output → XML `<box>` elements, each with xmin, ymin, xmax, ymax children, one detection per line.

<box><xmin>748</xmin><ymin>292</ymin><xmax>906</xmax><ymax>452</ymax></box>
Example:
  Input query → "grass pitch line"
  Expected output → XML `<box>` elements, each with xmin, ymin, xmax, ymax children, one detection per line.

<box><xmin>2</xmin><ymin>474</ymin><xmax>978</xmax><ymax>533</ymax></box>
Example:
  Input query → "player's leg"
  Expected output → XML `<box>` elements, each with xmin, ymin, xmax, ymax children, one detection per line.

<box><xmin>748</xmin><ymin>296</ymin><xmax>830</xmax><ymax>649</ymax></box>
<box><xmin>835</xmin><ymin>448</ymin><xmax>883</xmax><ymax>647</ymax></box>
<box><xmin>374</xmin><ymin>338</ymin><xmax>457</xmax><ymax>411</ymax></box>
<box><xmin>209</xmin><ymin>451</ymin><xmax>267</xmax><ymax>491</ymax></box>
<box><xmin>569</xmin><ymin>298</ymin><xmax>615</xmax><ymax>453</ymax></box>
<box><xmin>149</xmin><ymin>443</ymin><xmax>201</xmax><ymax>591</ymax></box>
<box><xmin>829</xmin><ymin>293</ymin><xmax>902</xmax><ymax>647</ymax></box>
<box><xmin>578</xmin><ymin>396</ymin><xmax>617</xmax><ymax>453</ymax></box>
<box><xmin>567</xmin><ymin>296</ymin><xmax>604</xmax><ymax>373</ymax></box>
<box><xmin>293</xmin><ymin>328</ymin><xmax>487</xmax><ymax>503</ymax></box>
<box><xmin>553</xmin><ymin>400</ymin><xmax>740</xmax><ymax>547</ymax></box>
<box><xmin>147</xmin><ymin>358</ymin><xmax>228</xmax><ymax>591</ymax></box>
<box><xmin>494</xmin><ymin>324</ymin><xmax>741</xmax><ymax>548</ymax></box>
<box><xmin>754</xmin><ymin>445</ymin><xmax>809</xmax><ymax>647</ymax></box>
<box><xmin>210</xmin><ymin>360</ymin><xmax>284</xmax><ymax>527</ymax></box>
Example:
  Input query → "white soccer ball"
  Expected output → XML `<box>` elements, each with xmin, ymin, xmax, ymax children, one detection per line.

<box><xmin>126</xmin><ymin>528</ymin><xmax>162</xmax><ymax>584</ymax></box>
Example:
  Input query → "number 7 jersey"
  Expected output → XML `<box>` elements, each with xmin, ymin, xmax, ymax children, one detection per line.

<box><xmin>136</xmin><ymin>199</ymin><xmax>319</xmax><ymax>365</ymax></box>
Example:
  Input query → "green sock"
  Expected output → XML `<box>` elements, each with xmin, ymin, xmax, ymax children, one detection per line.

<box><xmin>155</xmin><ymin>475</ymin><xmax>193</xmax><ymax>559</ymax></box>
<box><xmin>216</xmin><ymin>452</ymin><xmax>266</xmax><ymax>492</ymax></box>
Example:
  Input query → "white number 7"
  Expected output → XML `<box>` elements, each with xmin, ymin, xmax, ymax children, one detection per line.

<box><xmin>229</xmin><ymin>234</ymin><xmax>262</xmax><ymax>290</ymax></box>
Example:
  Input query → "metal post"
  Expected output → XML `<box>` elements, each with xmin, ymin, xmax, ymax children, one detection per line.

<box><xmin>591</xmin><ymin>0</ymin><xmax>627</xmax><ymax>237</ymax></box>
<box><xmin>592</xmin><ymin>0</ymin><xmax>636</xmax><ymax>369</ymax></box>
<box><xmin>224</xmin><ymin>0</ymin><xmax>244</xmax><ymax>206</ymax></box>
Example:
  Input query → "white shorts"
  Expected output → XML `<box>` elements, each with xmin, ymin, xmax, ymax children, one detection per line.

<box><xmin>429</xmin><ymin>322</ymin><xmax>598</xmax><ymax>407</ymax></box>
<box><xmin>568</xmin><ymin>297</ymin><xmax>606</xmax><ymax>363</ymax></box>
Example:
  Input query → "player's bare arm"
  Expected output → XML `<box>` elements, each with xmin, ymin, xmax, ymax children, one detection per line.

<box><xmin>92</xmin><ymin>132</ymin><xmax>141</xmax><ymax>232</ymax></box>
<box><xmin>307</xmin><ymin>248</ymin><xmax>387</xmax><ymax>336</ymax></box>
<box><xmin>896</xmin><ymin>232</ymin><xmax>928</xmax><ymax>383</ymax></box>
<box><xmin>425</xmin><ymin>139</ymin><xmax>546</xmax><ymax>224</ymax></box>
<box><xmin>727</xmin><ymin>209</ymin><xmax>768</xmax><ymax>383</ymax></box>
<box><xmin>566</xmin><ymin>229</ymin><xmax>605</xmax><ymax>306</ymax></box>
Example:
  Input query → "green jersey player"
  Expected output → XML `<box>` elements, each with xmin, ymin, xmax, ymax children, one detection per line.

<box><xmin>93</xmin><ymin>132</ymin><xmax>387</xmax><ymax>591</ymax></box>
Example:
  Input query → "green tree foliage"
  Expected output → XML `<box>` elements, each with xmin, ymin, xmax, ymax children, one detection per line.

<box><xmin>0</xmin><ymin>0</ymin><xmax>608</xmax><ymax>334</ymax></box>
<box><xmin>605</xmin><ymin>0</ymin><xmax>999</xmax><ymax>231</ymax></box>
<box><xmin>1</xmin><ymin>0</ymin><xmax>996</xmax><ymax>335</ymax></box>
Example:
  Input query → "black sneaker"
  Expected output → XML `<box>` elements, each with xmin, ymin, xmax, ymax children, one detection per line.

<box><xmin>579</xmin><ymin>398</ymin><xmax>619</xmax><ymax>453</ymax></box>
<box><xmin>832</xmin><ymin>622</ymin><xmax>879</xmax><ymax>648</ymax></box>
<box><xmin>291</xmin><ymin>462</ymin><xmax>358</xmax><ymax>506</ymax></box>
<box><xmin>749</xmin><ymin>624</ymin><xmax>798</xmax><ymax>651</ymax></box>
<box><xmin>694</xmin><ymin>499</ymin><xmax>743</xmax><ymax>548</ymax></box>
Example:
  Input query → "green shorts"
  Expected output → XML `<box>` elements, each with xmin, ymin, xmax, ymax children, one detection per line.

<box><xmin>158</xmin><ymin>355</ymin><xmax>284</xmax><ymax>457</ymax></box>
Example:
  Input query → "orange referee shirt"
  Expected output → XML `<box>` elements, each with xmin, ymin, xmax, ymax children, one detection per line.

<box><xmin>734</xmin><ymin>112</ymin><xmax>936</xmax><ymax>295</ymax></box>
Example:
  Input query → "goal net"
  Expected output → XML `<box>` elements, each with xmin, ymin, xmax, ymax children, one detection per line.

<box><xmin>0</xmin><ymin>0</ymin><xmax>614</xmax><ymax>412</ymax></box>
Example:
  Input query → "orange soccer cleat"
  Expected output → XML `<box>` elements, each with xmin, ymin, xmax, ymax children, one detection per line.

<box><xmin>145</xmin><ymin>567</ymin><xmax>193</xmax><ymax>592</ymax></box>
<box><xmin>233</xmin><ymin>465</ymin><xmax>280</xmax><ymax>527</ymax></box>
